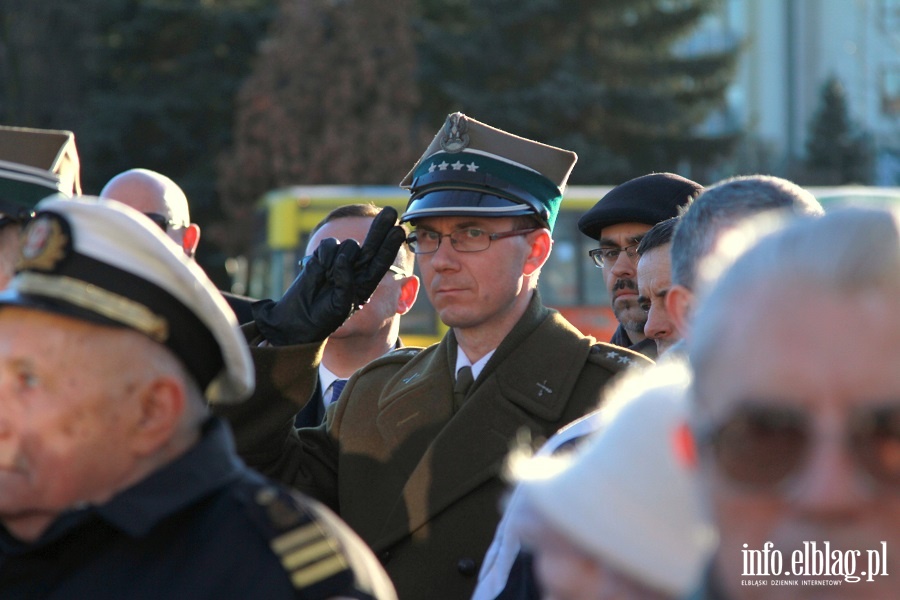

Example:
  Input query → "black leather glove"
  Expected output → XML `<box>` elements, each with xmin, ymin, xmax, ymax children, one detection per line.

<box><xmin>251</xmin><ymin>206</ymin><xmax>407</xmax><ymax>346</ymax></box>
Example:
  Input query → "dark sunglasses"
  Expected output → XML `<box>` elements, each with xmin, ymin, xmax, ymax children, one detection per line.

<box><xmin>696</xmin><ymin>403</ymin><xmax>900</xmax><ymax>489</ymax></box>
<box><xmin>143</xmin><ymin>212</ymin><xmax>176</xmax><ymax>232</ymax></box>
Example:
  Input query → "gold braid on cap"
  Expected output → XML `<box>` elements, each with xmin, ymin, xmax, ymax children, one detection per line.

<box><xmin>11</xmin><ymin>272</ymin><xmax>170</xmax><ymax>342</ymax></box>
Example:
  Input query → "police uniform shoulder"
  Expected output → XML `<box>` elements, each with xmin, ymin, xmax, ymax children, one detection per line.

<box><xmin>588</xmin><ymin>342</ymin><xmax>654</xmax><ymax>371</ymax></box>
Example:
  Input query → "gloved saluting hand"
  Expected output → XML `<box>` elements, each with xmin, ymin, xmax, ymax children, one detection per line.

<box><xmin>251</xmin><ymin>206</ymin><xmax>407</xmax><ymax>346</ymax></box>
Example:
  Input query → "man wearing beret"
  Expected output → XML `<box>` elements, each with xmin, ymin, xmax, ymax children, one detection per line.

<box><xmin>219</xmin><ymin>113</ymin><xmax>652</xmax><ymax>599</ymax></box>
<box><xmin>577</xmin><ymin>172</ymin><xmax>702</xmax><ymax>358</ymax></box>
<box><xmin>0</xmin><ymin>197</ymin><xmax>397</xmax><ymax>599</ymax></box>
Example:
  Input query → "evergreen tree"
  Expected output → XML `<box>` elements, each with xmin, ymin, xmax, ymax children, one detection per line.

<box><xmin>0</xmin><ymin>0</ymin><xmax>102</xmax><ymax>131</ymax></box>
<box><xmin>80</xmin><ymin>0</ymin><xmax>275</xmax><ymax>201</ymax></box>
<box><xmin>219</xmin><ymin>0</ymin><xmax>423</xmax><ymax>255</ymax></box>
<box><xmin>804</xmin><ymin>75</ymin><xmax>874</xmax><ymax>184</ymax></box>
<box><xmin>416</xmin><ymin>0</ymin><xmax>741</xmax><ymax>183</ymax></box>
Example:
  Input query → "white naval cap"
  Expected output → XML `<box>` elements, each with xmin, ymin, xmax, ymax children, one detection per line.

<box><xmin>0</xmin><ymin>195</ymin><xmax>254</xmax><ymax>404</ymax></box>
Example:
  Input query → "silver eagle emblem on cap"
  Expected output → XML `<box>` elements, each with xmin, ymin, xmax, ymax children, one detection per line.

<box><xmin>440</xmin><ymin>113</ymin><xmax>470</xmax><ymax>153</ymax></box>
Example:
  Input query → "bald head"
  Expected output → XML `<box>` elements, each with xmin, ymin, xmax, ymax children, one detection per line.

<box><xmin>99</xmin><ymin>169</ymin><xmax>199</xmax><ymax>255</ymax></box>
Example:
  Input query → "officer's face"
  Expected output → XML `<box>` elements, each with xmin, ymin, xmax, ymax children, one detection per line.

<box><xmin>412</xmin><ymin>215</ymin><xmax>548</xmax><ymax>338</ymax></box>
<box><xmin>693</xmin><ymin>286</ymin><xmax>900</xmax><ymax>599</ymax></box>
<box><xmin>306</xmin><ymin>216</ymin><xmax>417</xmax><ymax>341</ymax></box>
<box><xmin>0</xmin><ymin>308</ymin><xmax>144</xmax><ymax>542</ymax></box>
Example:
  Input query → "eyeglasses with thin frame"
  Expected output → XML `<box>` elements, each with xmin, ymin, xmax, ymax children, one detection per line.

<box><xmin>406</xmin><ymin>227</ymin><xmax>538</xmax><ymax>255</ymax></box>
<box><xmin>695</xmin><ymin>403</ymin><xmax>900</xmax><ymax>490</ymax></box>
<box><xmin>298</xmin><ymin>254</ymin><xmax>409</xmax><ymax>277</ymax></box>
<box><xmin>588</xmin><ymin>242</ymin><xmax>640</xmax><ymax>269</ymax></box>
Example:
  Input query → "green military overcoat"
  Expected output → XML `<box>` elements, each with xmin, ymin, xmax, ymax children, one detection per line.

<box><xmin>217</xmin><ymin>294</ymin><xmax>651</xmax><ymax>599</ymax></box>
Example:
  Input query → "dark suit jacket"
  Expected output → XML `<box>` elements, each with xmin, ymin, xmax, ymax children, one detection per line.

<box><xmin>216</xmin><ymin>293</ymin><xmax>652</xmax><ymax>599</ymax></box>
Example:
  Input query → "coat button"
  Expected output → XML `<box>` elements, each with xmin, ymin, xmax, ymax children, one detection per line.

<box><xmin>379</xmin><ymin>551</ymin><xmax>391</xmax><ymax>564</ymax></box>
<box><xmin>457</xmin><ymin>558</ymin><xmax>477</xmax><ymax>576</ymax></box>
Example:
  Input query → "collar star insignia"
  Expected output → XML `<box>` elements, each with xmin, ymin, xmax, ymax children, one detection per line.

<box><xmin>617</xmin><ymin>355</ymin><xmax>632</xmax><ymax>365</ymax></box>
<box><xmin>606</xmin><ymin>351</ymin><xmax>619</xmax><ymax>360</ymax></box>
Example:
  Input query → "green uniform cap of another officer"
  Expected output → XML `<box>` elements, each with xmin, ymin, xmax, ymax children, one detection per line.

<box><xmin>0</xmin><ymin>125</ymin><xmax>81</xmax><ymax>219</ymax></box>
<box><xmin>400</xmin><ymin>113</ymin><xmax>577</xmax><ymax>231</ymax></box>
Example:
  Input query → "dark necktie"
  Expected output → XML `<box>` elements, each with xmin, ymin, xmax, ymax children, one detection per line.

<box><xmin>328</xmin><ymin>378</ymin><xmax>347</xmax><ymax>405</ymax></box>
<box><xmin>453</xmin><ymin>366</ymin><xmax>474</xmax><ymax>411</ymax></box>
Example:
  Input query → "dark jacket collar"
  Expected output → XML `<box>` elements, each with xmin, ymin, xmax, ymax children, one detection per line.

<box><xmin>1</xmin><ymin>417</ymin><xmax>245</xmax><ymax>551</ymax></box>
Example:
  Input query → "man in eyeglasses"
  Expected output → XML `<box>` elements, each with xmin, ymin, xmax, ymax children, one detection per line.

<box><xmin>687</xmin><ymin>207</ymin><xmax>900</xmax><ymax>599</ymax></box>
<box><xmin>219</xmin><ymin>112</ymin><xmax>651</xmax><ymax>599</ymax></box>
<box><xmin>577</xmin><ymin>173</ymin><xmax>702</xmax><ymax>358</ymax></box>
<box><xmin>99</xmin><ymin>168</ymin><xmax>256</xmax><ymax>323</ymax></box>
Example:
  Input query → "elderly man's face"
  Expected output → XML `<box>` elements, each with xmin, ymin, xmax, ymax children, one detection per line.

<box><xmin>694</xmin><ymin>286</ymin><xmax>900</xmax><ymax>599</ymax></box>
<box><xmin>0</xmin><ymin>308</ymin><xmax>142</xmax><ymax>541</ymax></box>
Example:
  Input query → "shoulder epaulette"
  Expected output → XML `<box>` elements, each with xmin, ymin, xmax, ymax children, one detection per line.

<box><xmin>588</xmin><ymin>342</ymin><xmax>654</xmax><ymax>371</ymax></box>
<box><xmin>386</xmin><ymin>346</ymin><xmax>423</xmax><ymax>358</ymax></box>
<box><xmin>254</xmin><ymin>486</ymin><xmax>350</xmax><ymax>591</ymax></box>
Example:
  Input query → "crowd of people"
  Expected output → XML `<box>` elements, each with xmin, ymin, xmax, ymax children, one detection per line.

<box><xmin>0</xmin><ymin>116</ymin><xmax>896</xmax><ymax>600</ymax></box>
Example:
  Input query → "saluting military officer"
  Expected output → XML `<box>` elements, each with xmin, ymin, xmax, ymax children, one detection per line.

<box><xmin>0</xmin><ymin>197</ymin><xmax>396</xmax><ymax>599</ymax></box>
<box><xmin>219</xmin><ymin>113</ymin><xmax>652</xmax><ymax>599</ymax></box>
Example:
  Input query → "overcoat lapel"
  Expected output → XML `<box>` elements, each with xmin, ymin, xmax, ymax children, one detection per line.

<box><xmin>372</xmin><ymin>294</ymin><xmax>594</xmax><ymax>550</ymax></box>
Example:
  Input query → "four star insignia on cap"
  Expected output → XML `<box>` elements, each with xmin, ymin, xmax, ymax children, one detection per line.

<box><xmin>428</xmin><ymin>159</ymin><xmax>480</xmax><ymax>173</ymax></box>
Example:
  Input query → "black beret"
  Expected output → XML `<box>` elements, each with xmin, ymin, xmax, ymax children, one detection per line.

<box><xmin>577</xmin><ymin>173</ymin><xmax>702</xmax><ymax>240</ymax></box>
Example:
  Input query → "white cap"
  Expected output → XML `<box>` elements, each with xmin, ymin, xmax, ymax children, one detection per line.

<box><xmin>0</xmin><ymin>196</ymin><xmax>254</xmax><ymax>403</ymax></box>
<box><xmin>514</xmin><ymin>363</ymin><xmax>715</xmax><ymax>596</ymax></box>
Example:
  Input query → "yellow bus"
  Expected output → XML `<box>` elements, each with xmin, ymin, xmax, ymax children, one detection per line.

<box><xmin>244</xmin><ymin>184</ymin><xmax>900</xmax><ymax>347</ymax></box>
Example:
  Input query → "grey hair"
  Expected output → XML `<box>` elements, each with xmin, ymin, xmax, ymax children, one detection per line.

<box><xmin>689</xmin><ymin>207</ymin><xmax>900</xmax><ymax>379</ymax></box>
<box><xmin>671</xmin><ymin>175</ymin><xmax>824</xmax><ymax>290</ymax></box>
